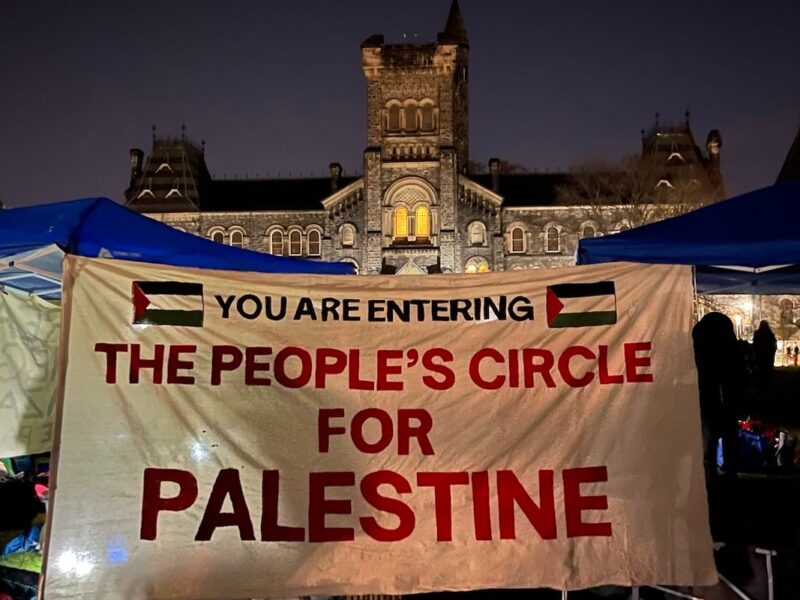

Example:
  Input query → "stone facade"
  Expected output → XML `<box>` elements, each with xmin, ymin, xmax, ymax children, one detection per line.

<box><xmin>125</xmin><ymin>1</ymin><xmax>723</xmax><ymax>277</ymax></box>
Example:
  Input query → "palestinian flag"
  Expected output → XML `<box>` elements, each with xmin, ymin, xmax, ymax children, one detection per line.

<box><xmin>132</xmin><ymin>281</ymin><xmax>204</xmax><ymax>327</ymax></box>
<box><xmin>546</xmin><ymin>281</ymin><xmax>616</xmax><ymax>328</ymax></box>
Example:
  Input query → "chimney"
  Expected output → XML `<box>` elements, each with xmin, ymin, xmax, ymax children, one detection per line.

<box><xmin>489</xmin><ymin>157</ymin><xmax>500</xmax><ymax>193</ymax></box>
<box><xmin>329</xmin><ymin>162</ymin><xmax>342</xmax><ymax>192</ymax></box>
<box><xmin>130</xmin><ymin>148</ymin><xmax>144</xmax><ymax>181</ymax></box>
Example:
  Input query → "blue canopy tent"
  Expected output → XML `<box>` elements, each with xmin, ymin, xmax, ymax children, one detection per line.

<box><xmin>576</xmin><ymin>181</ymin><xmax>800</xmax><ymax>294</ymax></box>
<box><xmin>0</xmin><ymin>197</ymin><xmax>353</xmax><ymax>298</ymax></box>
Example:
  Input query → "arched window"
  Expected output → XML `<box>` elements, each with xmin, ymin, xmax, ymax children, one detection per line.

<box><xmin>289</xmin><ymin>230</ymin><xmax>302</xmax><ymax>256</ymax></box>
<box><xmin>307</xmin><ymin>229</ymin><xmax>321</xmax><ymax>256</ymax></box>
<box><xmin>403</xmin><ymin>103</ymin><xmax>417</xmax><ymax>132</ymax></box>
<box><xmin>210</xmin><ymin>229</ymin><xmax>224</xmax><ymax>244</ymax></box>
<box><xmin>387</xmin><ymin>104</ymin><xmax>401</xmax><ymax>132</ymax></box>
<box><xmin>270</xmin><ymin>231</ymin><xmax>284</xmax><ymax>255</ymax></box>
<box><xmin>582</xmin><ymin>225</ymin><xmax>596</xmax><ymax>239</ymax></box>
<box><xmin>415</xmin><ymin>206</ymin><xmax>430</xmax><ymax>238</ymax></box>
<box><xmin>465</xmin><ymin>257</ymin><xmax>490</xmax><ymax>274</ymax></box>
<box><xmin>230</xmin><ymin>230</ymin><xmax>244</xmax><ymax>248</ymax></box>
<box><xmin>341</xmin><ymin>224</ymin><xmax>356</xmax><ymax>247</ymax></box>
<box><xmin>420</xmin><ymin>103</ymin><xmax>435</xmax><ymax>131</ymax></box>
<box><xmin>394</xmin><ymin>207</ymin><xmax>409</xmax><ymax>240</ymax></box>
<box><xmin>546</xmin><ymin>227</ymin><xmax>560</xmax><ymax>253</ymax></box>
<box><xmin>468</xmin><ymin>221</ymin><xmax>487</xmax><ymax>246</ymax></box>
<box><xmin>510</xmin><ymin>227</ymin><xmax>524</xmax><ymax>253</ymax></box>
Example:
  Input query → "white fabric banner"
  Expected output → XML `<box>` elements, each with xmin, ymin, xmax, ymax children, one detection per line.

<box><xmin>45</xmin><ymin>256</ymin><xmax>715</xmax><ymax>599</ymax></box>
<box><xmin>0</xmin><ymin>286</ymin><xmax>60</xmax><ymax>457</ymax></box>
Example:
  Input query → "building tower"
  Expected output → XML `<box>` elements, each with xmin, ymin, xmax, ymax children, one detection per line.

<box><xmin>359</xmin><ymin>0</ymin><xmax>470</xmax><ymax>274</ymax></box>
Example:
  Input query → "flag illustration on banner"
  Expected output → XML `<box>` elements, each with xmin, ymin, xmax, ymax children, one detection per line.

<box><xmin>132</xmin><ymin>281</ymin><xmax>204</xmax><ymax>327</ymax></box>
<box><xmin>546</xmin><ymin>281</ymin><xmax>616</xmax><ymax>328</ymax></box>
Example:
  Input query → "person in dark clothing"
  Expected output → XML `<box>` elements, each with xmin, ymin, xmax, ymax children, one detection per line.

<box><xmin>752</xmin><ymin>320</ymin><xmax>777</xmax><ymax>401</ymax></box>
<box><xmin>693</xmin><ymin>312</ymin><xmax>747</xmax><ymax>480</ymax></box>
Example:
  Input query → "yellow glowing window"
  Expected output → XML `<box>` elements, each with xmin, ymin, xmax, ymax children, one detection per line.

<box><xmin>394</xmin><ymin>207</ymin><xmax>408</xmax><ymax>238</ymax></box>
<box><xmin>415</xmin><ymin>206</ymin><xmax>430</xmax><ymax>237</ymax></box>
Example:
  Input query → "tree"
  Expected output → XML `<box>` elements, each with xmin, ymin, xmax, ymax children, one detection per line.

<box><xmin>556</xmin><ymin>154</ymin><xmax>719</xmax><ymax>235</ymax></box>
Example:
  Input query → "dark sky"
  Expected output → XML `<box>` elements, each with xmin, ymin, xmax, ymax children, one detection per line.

<box><xmin>1</xmin><ymin>0</ymin><xmax>798</xmax><ymax>207</ymax></box>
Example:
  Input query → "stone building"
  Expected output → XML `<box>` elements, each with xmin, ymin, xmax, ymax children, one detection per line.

<box><xmin>124</xmin><ymin>1</ymin><xmax>723</xmax><ymax>275</ymax></box>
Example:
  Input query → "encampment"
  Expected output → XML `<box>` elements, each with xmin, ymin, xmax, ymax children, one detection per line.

<box><xmin>0</xmin><ymin>197</ymin><xmax>352</xmax><ymax>299</ymax></box>
<box><xmin>577</xmin><ymin>181</ymin><xmax>800</xmax><ymax>294</ymax></box>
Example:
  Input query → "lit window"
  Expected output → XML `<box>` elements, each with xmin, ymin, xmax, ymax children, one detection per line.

<box><xmin>230</xmin><ymin>230</ymin><xmax>244</xmax><ymax>248</ymax></box>
<box><xmin>415</xmin><ymin>206</ymin><xmax>430</xmax><ymax>238</ymax></box>
<box><xmin>582</xmin><ymin>225</ymin><xmax>596</xmax><ymax>239</ymax></box>
<box><xmin>394</xmin><ymin>207</ymin><xmax>408</xmax><ymax>239</ymax></box>
<box><xmin>387</xmin><ymin>104</ymin><xmax>401</xmax><ymax>132</ymax></box>
<box><xmin>307</xmin><ymin>230</ymin><xmax>321</xmax><ymax>256</ymax></box>
<box><xmin>270</xmin><ymin>231</ymin><xmax>284</xmax><ymax>255</ymax></box>
<box><xmin>403</xmin><ymin>103</ymin><xmax>417</xmax><ymax>132</ymax></box>
<box><xmin>341</xmin><ymin>224</ymin><xmax>356</xmax><ymax>247</ymax></box>
<box><xmin>210</xmin><ymin>230</ymin><xmax>224</xmax><ymax>244</ymax></box>
<box><xmin>465</xmin><ymin>257</ymin><xmax>490</xmax><ymax>273</ymax></box>
<box><xmin>289</xmin><ymin>230</ymin><xmax>302</xmax><ymax>256</ymax></box>
<box><xmin>510</xmin><ymin>227</ymin><xmax>524</xmax><ymax>253</ymax></box>
<box><xmin>546</xmin><ymin>227</ymin><xmax>560</xmax><ymax>253</ymax></box>
<box><xmin>469</xmin><ymin>222</ymin><xmax>486</xmax><ymax>246</ymax></box>
<box><xmin>420</xmin><ymin>103</ymin><xmax>435</xmax><ymax>131</ymax></box>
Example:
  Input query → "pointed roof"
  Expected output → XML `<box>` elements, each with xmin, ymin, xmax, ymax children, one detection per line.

<box><xmin>777</xmin><ymin>124</ymin><xmax>800</xmax><ymax>183</ymax></box>
<box><xmin>438</xmin><ymin>0</ymin><xmax>468</xmax><ymax>47</ymax></box>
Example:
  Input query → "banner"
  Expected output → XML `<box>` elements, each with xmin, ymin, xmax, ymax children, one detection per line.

<box><xmin>0</xmin><ymin>286</ymin><xmax>59</xmax><ymax>457</ymax></box>
<box><xmin>45</xmin><ymin>256</ymin><xmax>715</xmax><ymax>599</ymax></box>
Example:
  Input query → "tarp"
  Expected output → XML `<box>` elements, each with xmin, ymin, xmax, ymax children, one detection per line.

<box><xmin>0</xmin><ymin>198</ymin><xmax>353</xmax><ymax>295</ymax></box>
<box><xmin>43</xmin><ymin>256</ymin><xmax>716</xmax><ymax>599</ymax></box>
<box><xmin>576</xmin><ymin>181</ymin><xmax>800</xmax><ymax>293</ymax></box>
<box><xmin>0</xmin><ymin>285</ymin><xmax>60</xmax><ymax>457</ymax></box>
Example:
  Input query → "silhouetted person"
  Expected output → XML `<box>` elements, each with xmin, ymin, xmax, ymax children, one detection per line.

<box><xmin>752</xmin><ymin>320</ymin><xmax>777</xmax><ymax>402</ymax></box>
<box><xmin>693</xmin><ymin>312</ymin><xmax>746</xmax><ymax>481</ymax></box>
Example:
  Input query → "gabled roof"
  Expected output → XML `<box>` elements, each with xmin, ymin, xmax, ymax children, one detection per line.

<box><xmin>206</xmin><ymin>177</ymin><xmax>360</xmax><ymax>212</ymax></box>
<box><xmin>469</xmin><ymin>173</ymin><xmax>568</xmax><ymax>207</ymax></box>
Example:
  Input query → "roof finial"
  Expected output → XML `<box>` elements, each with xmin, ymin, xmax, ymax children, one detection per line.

<box><xmin>438</xmin><ymin>0</ymin><xmax>468</xmax><ymax>47</ymax></box>
<box><xmin>654</xmin><ymin>111</ymin><xmax>660</xmax><ymax>127</ymax></box>
<box><xmin>151</xmin><ymin>124</ymin><xmax>157</xmax><ymax>141</ymax></box>
<box><xmin>181</xmin><ymin>123</ymin><xmax>186</xmax><ymax>139</ymax></box>
<box><xmin>201</xmin><ymin>139</ymin><xmax>206</xmax><ymax>154</ymax></box>
<box><xmin>685</xmin><ymin>107</ymin><xmax>691</xmax><ymax>126</ymax></box>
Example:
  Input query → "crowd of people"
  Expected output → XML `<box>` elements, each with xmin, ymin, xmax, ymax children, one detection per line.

<box><xmin>694</xmin><ymin>314</ymin><xmax>797</xmax><ymax>482</ymax></box>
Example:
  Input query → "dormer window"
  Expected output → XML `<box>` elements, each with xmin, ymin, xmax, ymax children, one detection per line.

<box><xmin>155</xmin><ymin>162</ymin><xmax>173</xmax><ymax>175</ymax></box>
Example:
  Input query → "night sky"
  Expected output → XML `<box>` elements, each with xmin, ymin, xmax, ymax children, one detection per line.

<box><xmin>1</xmin><ymin>0</ymin><xmax>798</xmax><ymax>207</ymax></box>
